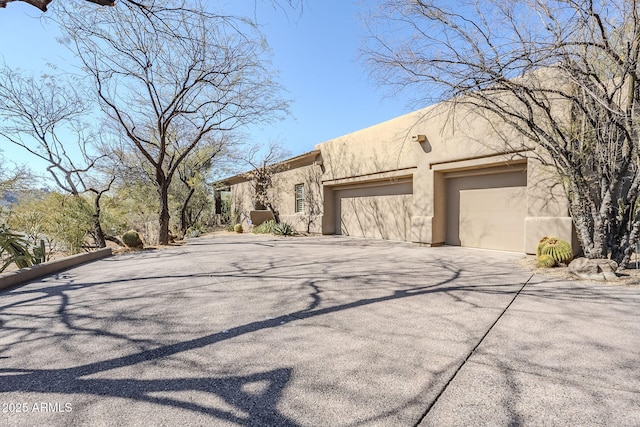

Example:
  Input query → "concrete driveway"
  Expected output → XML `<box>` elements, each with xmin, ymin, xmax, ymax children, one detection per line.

<box><xmin>0</xmin><ymin>234</ymin><xmax>638</xmax><ymax>426</ymax></box>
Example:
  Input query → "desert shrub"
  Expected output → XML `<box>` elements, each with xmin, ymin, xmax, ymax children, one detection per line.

<box><xmin>233</xmin><ymin>223</ymin><xmax>243</xmax><ymax>233</ymax></box>
<box><xmin>253</xmin><ymin>219</ymin><xmax>277</xmax><ymax>234</ymax></box>
<box><xmin>122</xmin><ymin>230</ymin><xmax>144</xmax><ymax>249</ymax></box>
<box><xmin>221</xmin><ymin>196</ymin><xmax>233</xmax><ymax>225</ymax></box>
<box><xmin>53</xmin><ymin>195</ymin><xmax>94</xmax><ymax>253</ymax></box>
<box><xmin>8</xmin><ymin>193</ymin><xmax>93</xmax><ymax>255</ymax></box>
<box><xmin>536</xmin><ymin>253</ymin><xmax>557</xmax><ymax>268</ymax></box>
<box><xmin>96</xmin><ymin>195</ymin><xmax>129</xmax><ymax>238</ymax></box>
<box><xmin>539</xmin><ymin>236</ymin><xmax>573</xmax><ymax>265</ymax></box>
<box><xmin>186</xmin><ymin>227</ymin><xmax>201</xmax><ymax>238</ymax></box>
<box><xmin>273</xmin><ymin>222</ymin><xmax>294</xmax><ymax>236</ymax></box>
<box><xmin>108</xmin><ymin>183</ymin><xmax>160</xmax><ymax>240</ymax></box>
<box><xmin>186</xmin><ymin>222</ymin><xmax>205</xmax><ymax>238</ymax></box>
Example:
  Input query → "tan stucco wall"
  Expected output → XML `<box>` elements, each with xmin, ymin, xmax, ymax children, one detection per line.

<box><xmin>229</xmin><ymin>162</ymin><xmax>324</xmax><ymax>234</ymax></box>
<box><xmin>316</xmin><ymin>102</ymin><xmax>535</xmax><ymax>246</ymax></box>
<box><xmin>226</xmin><ymin>97</ymin><xmax>578</xmax><ymax>254</ymax></box>
<box><xmin>269</xmin><ymin>163</ymin><xmax>324</xmax><ymax>234</ymax></box>
<box><xmin>230</xmin><ymin>180</ymin><xmax>254</xmax><ymax>226</ymax></box>
<box><xmin>523</xmin><ymin>156</ymin><xmax>577</xmax><ymax>254</ymax></box>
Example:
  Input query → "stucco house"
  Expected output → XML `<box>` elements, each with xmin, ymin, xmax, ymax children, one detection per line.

<box><xmin>217</xmin><ymin>101</ymin><xmax>578</xmax><ymax>255</ymax></box>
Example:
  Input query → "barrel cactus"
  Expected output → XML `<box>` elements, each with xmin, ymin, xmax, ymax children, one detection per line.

<box><xmin>539</xmin><ymin>236</ymin><xmax>573</xmax><ymax>265</ymax></box>
<box><xmin>122</xmin><ymin>230</ymin><xmax>144</xmax><ymax>249</ymax></box>
<box><xmin>536</xmin><ymin>253</ymin><xmax>557</xmax><ymax>268</ymax></box>
<box><xmin>233</xmin><ymin>223</ymin><xmax>243</xmax><ymax>233</ymax></box>
<box><xmin>536</xmin><ymin>236</ymin><xmax>550</xmax><ymax>257</ymax></box>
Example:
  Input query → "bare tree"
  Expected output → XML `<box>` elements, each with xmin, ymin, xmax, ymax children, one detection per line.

<box><xmin>0</xmin><ymin>155</ymin><xmax>31</xmax><ymax>196</ymax></box>
<box><xmin>176</xmin><ymin>138</ymin><xmax>229</xmax><ymax>236</ymax></box>
<box><xmin>366</xmin><ymin>0</ymin><xmax>640</xmax><ymax>269</ymax></box>
<box><xmin>0</xmin><ymin>0</ymin><xmax>301</xmax><ymax>12</ymax></box>
<box><xmin>243</xmin><ymin>142</ymin><xmax>291</xmax><ymax>222</ymax></box>
<box><xmin>0</xmin><ymin>64</ymin><xmax>111</xmax><ymax>248</ymax></box>
<box><xmin>57</xmin><ymin>0</ymin><xmax>288</xmax><ymax>245</ymax></box>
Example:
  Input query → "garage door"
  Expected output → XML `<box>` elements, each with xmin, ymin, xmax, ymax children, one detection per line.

<box><xmin>446</xmin><ymin>167</ymin><xmax>526</xmax><ymax>252</ymax></box>
<box><xmin>336</xmin><ymin>181</ymin><xmax>413</xmax><ymax>241</ymax></box>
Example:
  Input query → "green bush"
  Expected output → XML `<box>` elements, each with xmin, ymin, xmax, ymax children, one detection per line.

<box><xmin>233</xmin><ymin>223</ymin><xmax>243</xmax><ymax>233</ymax></box>
<box><xmin>185</xmin><ymin>226</ymin><xmax>201</xmax><ymax>238</ymax></box>
<box><xmin>8</xmin><ymin>193</ymin><xmax>93</xmax><ymax>254</ymax></box>
<box><xmin>221</xmin><ymin>197</ymin><xmax>233</xmax><ymax>225</ymax></box>
<box><xmin>51</xmin><ymin>195</ymin><xmax>94</xmax><ymax>254</ymax></box>
<box><xmin>253</xmin><ymin>219</ymin><xmax>277</xmax><ymax>234</ymax></box>
<box><xmin>273</xmin><ymin>222</ymin><xmax>294</xmax><ymax>236</ymax></box>
<box><xmin>539</xmin><ymin>236</ymin><xmax>573</xmax><ymax>265</ymax></box>
<box><xmin>122</xmin><ymin>230</ymin><xmax>144</xmax><ymax>249</ymax></box>
<box><xmin>187</xmin><ymin>229</ymin><xmax>201</xmax><ymax>238</ymax></box>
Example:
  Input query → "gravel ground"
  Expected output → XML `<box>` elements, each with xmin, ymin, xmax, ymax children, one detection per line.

<box><xmin>516</xmin><ymin>254</ymin><xmax>640</xmax><ymax>287</ymax></box>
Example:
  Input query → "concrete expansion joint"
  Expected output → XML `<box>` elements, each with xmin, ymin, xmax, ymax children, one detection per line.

<box><xmin>413</xmin><ymin>273</ymin><xmax>535</xmax><ymax>427</ymax></box>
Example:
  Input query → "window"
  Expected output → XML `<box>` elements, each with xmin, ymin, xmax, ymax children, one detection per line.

<box><xmin>295</xmin><ymin>184</ymin><xmax>305</xmax><ymax>213</ymax></box>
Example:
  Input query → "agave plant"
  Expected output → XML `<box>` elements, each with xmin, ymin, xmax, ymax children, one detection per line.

<box><xmin>0</xmin><ymin>224</ymin><xmax>36</xmax><ymax>272</ymax></box>
<box><xmin>273</xmin><ymin>222</ymin><xmax>294</xmax><ymax>236</ymax></box>
<box><xmin>31</xmin><ymin>239</ymin><xmax>47</xmax><ymax>264</ymax></box>
<box><xmin>253</xmin><ymin>219</ymin><xmax>277</xmax><ymax>234</ymax></box>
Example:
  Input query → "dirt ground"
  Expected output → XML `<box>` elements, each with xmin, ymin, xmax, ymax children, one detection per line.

<box><xmin>516</xmin><ymin>255</ymin><xmax>640</xmax><ymax>287</ymax></box>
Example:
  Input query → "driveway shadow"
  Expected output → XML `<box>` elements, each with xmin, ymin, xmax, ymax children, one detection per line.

<box><xmin>0</xmin><ymin>235</ymin><xmax>536</xmax><ymax>425</ymax></box>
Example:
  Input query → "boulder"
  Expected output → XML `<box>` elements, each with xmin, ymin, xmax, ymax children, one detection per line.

<box><xmin>568</xmin><ymin>257</ymin><xmax>619</xmax><ymax>281</ymax></box>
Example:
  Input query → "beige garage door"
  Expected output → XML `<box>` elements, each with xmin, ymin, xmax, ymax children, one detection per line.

<box><xmin>336</xmin><ymin>181</ymin><xmax>413</xmax><ymax>241</ymax></box>
<box><xmin>446</xmin><ymin>168</ymin><xmax>527</xmax><ymax>252</ymax></box>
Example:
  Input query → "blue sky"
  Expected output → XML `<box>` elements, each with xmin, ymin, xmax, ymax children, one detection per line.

<box><xmin>0</xmin><ymin>0</ymin><xmax>412</xmax><ymax>174</ymax></box>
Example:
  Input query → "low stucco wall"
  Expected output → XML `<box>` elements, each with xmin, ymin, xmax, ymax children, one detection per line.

<box><xmin>0</xmin><ymin>248</ymin><xmax>112</xmax><ymax>291</ymax></box>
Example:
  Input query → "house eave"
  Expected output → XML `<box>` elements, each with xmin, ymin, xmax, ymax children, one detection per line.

<box><xmin>213</xmin><ymin>149</ymin><xmax>322</xmax><ymax>188</ymax></box>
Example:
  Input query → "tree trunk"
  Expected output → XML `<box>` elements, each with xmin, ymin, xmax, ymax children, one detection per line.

<box><xmin>158</xmin><ymin>182</ymin><xmax>171</xmax><ymax>245</ymax></box>
<box><xmin>265</xmin><ymin>201</ymin><xmax>280</xmax><ymax>223</ymax></box>
<box><xmin>90</xmin><ymin>191</ymin><xmax>106</xmax><ymax>248</ymax></box>
<box><xmin>180</xmin><ymin>186</ymin><xmax>195</xmax><ymax>236</ymax></box>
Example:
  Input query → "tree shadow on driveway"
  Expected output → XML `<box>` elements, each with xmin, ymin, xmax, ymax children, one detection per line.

<box><xmin>0</xmin><ymin>236</ymin><xmax>535</xmax><ymax>426</ymax></box>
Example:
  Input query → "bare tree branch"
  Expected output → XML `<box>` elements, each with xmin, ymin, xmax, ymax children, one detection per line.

<box><xmin>0</xmin><ymin>0</ymin><xmax>114</xmax><ymax>12</ymax></box>
<box><xmin>56</xmin><ymin>0</ymin><xmax>288</xmax><ymax>244</ymax></box>
<box><xmin>0</xmin><ymin>64</ymin><xmax>113</xmax><ymax>248</ymax></box>
<box><xmin>366</xmin><ymin>0</ymin><xmax>640</xmax><ymax>268</ymax></box>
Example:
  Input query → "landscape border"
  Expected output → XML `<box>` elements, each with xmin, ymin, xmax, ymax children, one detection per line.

<box><xmin>0</xmin><ymin>248</ymin><xmax>112</xmax><ymax>291</ymax></box>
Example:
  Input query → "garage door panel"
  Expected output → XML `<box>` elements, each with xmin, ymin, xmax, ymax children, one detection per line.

<box><xmin>340</xmin><ymin>194</ymin><xmax>412</xmax><ymax>241</ymax></box>
<box><xmin>336</xmin><ymin>181</ymin><xmax>413</xmax><ymax>242</ymax></box>
<box><xmin>445</xmin><ymin>168</ymin><xmax>527</xmax><ymax>252</ymax></box>
<box><xmin>459</xmin><ymin>187</ymin><xmax>526</xmax><ymax>252</ymax></box>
